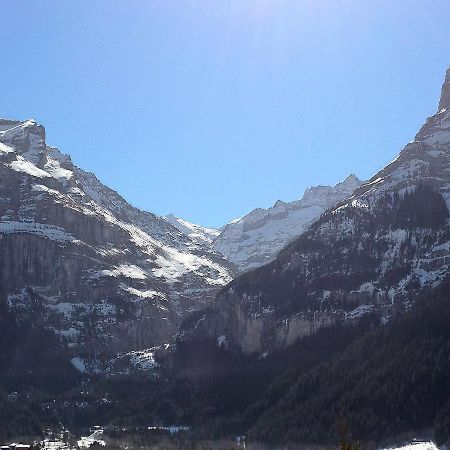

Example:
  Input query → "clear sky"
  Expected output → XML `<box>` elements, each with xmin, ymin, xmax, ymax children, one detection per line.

<box><xmin>1</xmin><ymin>1</ymin><xmax>450</xmax><ymax>227</ymax></box>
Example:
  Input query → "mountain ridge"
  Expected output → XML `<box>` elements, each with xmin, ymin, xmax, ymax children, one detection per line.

<box><xmin>212</xmin><ymin>173</ymin><xmax>362</xmax><ymax>272</ymax></box>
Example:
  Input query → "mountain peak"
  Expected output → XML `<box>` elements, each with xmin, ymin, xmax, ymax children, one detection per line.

<box><xmin>332</xmin><ymin>174</ymin><xmax>362</xmax><ymax>194</ymax></box>
<box><xmin>0</xmin><ymin>118</ymin><xmax>46</xmax><ymax>163</ymax></box>
<box><xmin>438</xmin><ymin>67</ymin><xmax>450</xmax><ymax>111</ymax></box>
<box><xmin>0</xmin><ymin>118</ymin><xmax>45</xmax><ymax>137</ymax></box>
<box><xmin>343</xmin><ymin>174</ymin><xmax>361</xmax><ymax>184</ymax></box>
<box><xmin>273</xmin><ymin>199</ymin><xmax>287</xmax><ymax>208</ymax></box>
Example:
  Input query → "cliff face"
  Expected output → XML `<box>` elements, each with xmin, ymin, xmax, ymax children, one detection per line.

<box><xmin>182</xmin><ymin>70</ymin><xmax>450</xmax><ymax>355</ymax></box>
<box><xmin>0</xmin><ymin>119</ymin><xmax>235</xmax><ymax>371</ymax></box>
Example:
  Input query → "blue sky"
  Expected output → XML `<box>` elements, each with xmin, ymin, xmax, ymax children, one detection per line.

<box><xmin>1</xmin><ymin>1</ymin><xmax>450</xmax><ymax>227</ymax></box>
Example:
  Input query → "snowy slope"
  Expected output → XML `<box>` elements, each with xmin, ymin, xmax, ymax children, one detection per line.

<box><xmin>213</xmin><ymin>175</ymin><xmax>362</xmax><ymax>272</ymax></box>
<box><xmin>382</xmin><ymin>442</ymin><xmax>439</xmax><ymax>450</ymax></box>
<box><xmin>164</xmin><ymin>213</ymin><xmax>220</xmax><ymax>246</ymax></box>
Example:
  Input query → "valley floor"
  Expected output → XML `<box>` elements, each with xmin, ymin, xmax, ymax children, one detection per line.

<box><xmin>2</xmin><ymin>426</ymin><xmax>442</xmax><ymax>450</ymax></box>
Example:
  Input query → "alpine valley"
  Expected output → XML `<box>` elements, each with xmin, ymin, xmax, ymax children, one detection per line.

<box><xmin>2</xmin><ymin>68</ymin><xmax>450</xmax><ymax>449</ymax></box>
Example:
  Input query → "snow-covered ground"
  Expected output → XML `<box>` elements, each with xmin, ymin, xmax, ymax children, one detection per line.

<box><xmin>381</xmin><ymin>441</ymin><xmax>439</xmax><ymax>450</ymax></box>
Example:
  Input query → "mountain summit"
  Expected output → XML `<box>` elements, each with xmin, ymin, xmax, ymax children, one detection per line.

<box><xmin>438</xmin><ymin>67</ymin><xmax>450</xmax><ymax>111</ymax></box>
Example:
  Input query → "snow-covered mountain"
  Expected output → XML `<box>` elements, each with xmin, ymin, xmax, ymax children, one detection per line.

<box><xmin>0</xmin><ymin>118</ymin><xmax>234</xmax><ymax>370</ymax></box>
<box><xmin>212</xmin><ymin>175</ymin><xmax>362</xmax><ymax>272</ymax></box>
<box><xmin>182</xmin><ymin>68</ymin><xmax>450</xmax><ymax>355</ymax></box>
<box><xmin>164</xmin><ymin>214</ymin><xmax>220</xmax><ymax>246</ymax></box>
